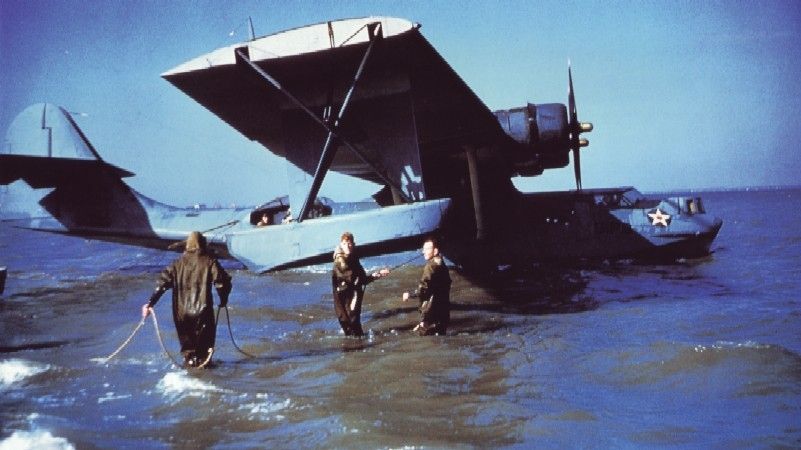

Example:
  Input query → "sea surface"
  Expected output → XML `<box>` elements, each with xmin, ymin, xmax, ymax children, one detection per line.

<box><xmin>1</xmin><ymin>188</ymin><xmax>800</xmax><ymax>449</ymax></box>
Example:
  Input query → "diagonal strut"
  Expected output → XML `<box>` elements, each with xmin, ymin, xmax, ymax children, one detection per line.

<box><xmin>233</xmin><ymin>22</ymin><xmax>411</xmax><ymax>222</ymax></box>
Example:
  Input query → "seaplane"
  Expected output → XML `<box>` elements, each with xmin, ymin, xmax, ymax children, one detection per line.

<box><xmin>0</xmin><ymin>16</ymin><xmax>722</xmax><ymax>273</ymax></box>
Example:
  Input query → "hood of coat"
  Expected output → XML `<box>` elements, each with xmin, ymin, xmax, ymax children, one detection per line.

<box><xmin>185</xmin><ymin>231</ymin><xmax>207</xmax><ymax>253</ymax></box>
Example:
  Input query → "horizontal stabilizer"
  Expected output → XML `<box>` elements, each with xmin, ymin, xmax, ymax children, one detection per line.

<box><xmin>0</xmin><ymin>154</ymin><xmax>133</xmax><ymax>188</ymax></box>
<box><xmin>1</xmin><ymin>103</ymin><xmax>133</xmax><ymax>187</ymax></box>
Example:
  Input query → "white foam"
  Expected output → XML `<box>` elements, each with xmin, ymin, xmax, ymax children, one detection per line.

<box><xmin>97</xmin><ymin>392</ymin><xmax>132</xmax><ymax>404</ymax></box>
<box><xmin>693</xmin><ymin>340</ymin><xmax>770</xmax><ymax>353</ymax></box>
<box><xmin>0</xmin><ymin>430</ymin><xmax>75</xmax><ymax>450</ymax></box>
<box><xmin>238</xmin><ymin>393</ymin><xmax>290</xmax><ymax>420</ymax></box>
<box><xmin>156</xmin><ymin>371</ymin><xmax>221</xmax><ymax>399</ymax></box>
<box><xmin>0</xmin><ymin>358</ymin><xmax>50</xmax><ymax>388</ymax></box>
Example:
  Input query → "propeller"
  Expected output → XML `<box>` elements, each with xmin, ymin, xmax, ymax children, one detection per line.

<box><xmin>567</xmin><ymin>62</ymin><xmax>592</xmax><ymax>190</ymax></box>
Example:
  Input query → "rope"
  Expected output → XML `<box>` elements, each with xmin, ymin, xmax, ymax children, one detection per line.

<box><xmin>204</xmin><ymin>219</ymin><xmax>240</xmax><ymax>235</ymax></box>
<box><xmin>219</xmin><ymin>306</ymin><xmax>256</xmax><ymax>358</ymax></box>
<box><xmin>100</xmin><ymin>308</ymin><xmax>216</xmax><ymax>368</ymax></box>
<box><xmin>149</xmin><ymin>308</ymin><xmax>183</xmax><ymax>367</ymax></box>
<box><xmin>100</xmin><ymin>317</ymin><xmax>147</xmax><ymax>363</ymax></box>
<box><xmin>348</xmin><ymin>252</ymin><xmax>421</xmax><ymax>317</ymax></box>
<box><xmin>387</xmin><ymin>252</ymin><xmax>421</xmax><ymax>271</ymax></box>
<box><xmin>149</xmin><ymin>308</ymin><xmax>215</xmax><ymax>369</ymax></box>
<box><xmin>196</xmin><ymin>347</ymin><xmax>214</xmax><ymax>369</ymax></box>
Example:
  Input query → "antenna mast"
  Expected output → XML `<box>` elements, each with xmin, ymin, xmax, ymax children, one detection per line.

<box><xmin>248</xmin><ymin>16</ymin><xmax>255</xmax><ymax>41</ymax></box>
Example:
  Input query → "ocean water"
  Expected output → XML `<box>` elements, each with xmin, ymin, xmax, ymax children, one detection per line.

<box><xmin>1</xmin><ymin>188</ymin><xmax>800</xmax><ymax>449</ymax></box>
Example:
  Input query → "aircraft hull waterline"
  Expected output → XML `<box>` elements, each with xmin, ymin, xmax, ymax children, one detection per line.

<box><xmin>226</xmin><ymin>198</ymin><xmax>451</xmax><ymax>272</ymax></box>
<box><xmin>442</xmin><ymin>187</ymin><xmax>724</xmax><ymax>270</ymax></box>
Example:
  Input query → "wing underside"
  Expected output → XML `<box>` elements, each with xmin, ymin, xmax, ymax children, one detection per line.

<box><xmin>162</xmin><ymin>17</ymin><xmax>512</xmax><ymax>201</ymax></box>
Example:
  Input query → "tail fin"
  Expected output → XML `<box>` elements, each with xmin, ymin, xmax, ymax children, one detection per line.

<box><xmin>1</xmin><ymin>103</ymin><xmax>133</xmax><ymax>187</ymax></box>
<box><xmin>0</xmin><ymin>103</ymin><xmax>150</xmax><ymax>232</ymax></box>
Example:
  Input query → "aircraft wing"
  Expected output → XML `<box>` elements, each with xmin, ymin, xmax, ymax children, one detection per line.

<box><xmin>162</xmin><ymin>17</ymin><xmax>515</xmax><ymax>202</ymax></box>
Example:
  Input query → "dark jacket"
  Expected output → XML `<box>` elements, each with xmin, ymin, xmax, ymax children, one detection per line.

<box><xmin>418</xmin><ymin>255</ymin><xmax>451</xmax><ymax>326</ymax></box>
<box><xmin>332</xmin><ymin>249</ymin><xmax>375</xmax><ymax>292</ymax></box>
<box><xmin>331</xmin><ymin>248</ymin><xmax>377</xmax><ymax>336</ymax></box>
<box><xmin>148</xmin><ymin>250</ymin><xmax>231</xmax><ymax>355</ymax></box>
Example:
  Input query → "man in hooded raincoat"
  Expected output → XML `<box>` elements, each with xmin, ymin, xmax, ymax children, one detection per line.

<box><xmin>142</xmin><ymin>231</ymin><xmax>232</xmax><ymax>367</ymax></box>
<box><xmin>332</xmin><ymin>232</ymin><xmax>389</xmax><ymax>336</ymax></box>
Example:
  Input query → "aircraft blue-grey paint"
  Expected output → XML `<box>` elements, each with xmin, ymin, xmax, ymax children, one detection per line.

<box><xmin>0</xmin><ymin>17</ymin><xmax>721</xmax><ymax>273</ymax></box>
<box><xmin>0</xmin><ymin>104</ymin><xmax>448</xmax><ymax>272</ymax></box>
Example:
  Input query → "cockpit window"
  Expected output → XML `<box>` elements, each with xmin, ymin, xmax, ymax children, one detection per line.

<box><xmin>596</xmin><ymin>188</ymin><xmax>659</xmax><ymax>209</ymax></box>
<box><xmin>598</xmin><ymin>193</ymin><xmax>621</xmax><ymax>207</ymax></box>
<box><xmin>694</xmin><ymin>197</ymin><xmax>705</xmax><ymax>213</ymax></box>
<box><xmin>681</xmin><ymin>197</ymin><xmax>705</xmax><ymax>215</ymax></box>
<box><xmin>619</xmin><ymin>188</ymin><xmax>643</xmax><ymax>206</ymax></box>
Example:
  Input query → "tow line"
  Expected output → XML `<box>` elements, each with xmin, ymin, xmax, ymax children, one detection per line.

<box><xmin>217</xmin><ymin>306</ymin><xmax>256</xmax><ymax>358</ymax></box>
<box><xmin>99</xmin><ymin>308</ymin><xmax>219</xmax><ymax>369</ymax></box>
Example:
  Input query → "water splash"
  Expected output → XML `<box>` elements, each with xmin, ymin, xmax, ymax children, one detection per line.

<box><xmin>0</xmin><ymin>430</ymin><xmax>75</xmax><ymax>450</ymax></box>
<box><xmin>156</xmin><ymin>371</ymin><xmax>222</xmax><ymax>400</ymax></box>
<box><xmin>0</xmin><ymin>358</ymin><xmax>50</xmax><ymax>387</ymax></box>
<box><xmin>238</xmin><ymin>393</ymin><xmax>291</xmax><ymax>420</ymax></box>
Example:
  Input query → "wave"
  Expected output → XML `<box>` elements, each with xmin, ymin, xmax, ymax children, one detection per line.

<box><xmin>237</xmin><ymin>393</ymin><xmax>291</xmax><ymax>420</ymax></box>
<box><xmin>156</xmin><ymin>370</ymin><xmax>225</xmax><ymax>400</ymax></box>
<box><xmin>0</xmin><ymin>430</ymin><xmax>75</xmax><ymax>450</ymax></box>
<box><xmin>606</xmin><ymin>340</ymin><xmax>801</xmax><ymax>388</ymax></box>
<box><xmin>0</xmin><ymin>358</ymin><xmax>50</xmax><ymax>388</ymax></box>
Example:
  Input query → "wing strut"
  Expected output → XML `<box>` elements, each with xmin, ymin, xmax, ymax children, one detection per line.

<box><xmin>234</xmin><ymin>23</ymin><xmax>412</xmax><ymax>222</ymax></box>
<box><xmin>296</xmin><ymin>22</ymin><xmax>378</xmax><ymax>223</ymax></box>
<box><xmin>465</xmin><ymin>147</ymin><xmax>485</xmax><ymax>241</ymax></box>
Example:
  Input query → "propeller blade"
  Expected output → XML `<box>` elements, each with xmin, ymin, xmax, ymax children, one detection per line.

<box><xmin>568</xmin><ymin>64</ymin><xmax>578</xmax><ymax>132</ymax></box>
<box><xmin>568</xmin><ymin>62</ymin><xmax>581</xmax><ymax>190</ymax></box>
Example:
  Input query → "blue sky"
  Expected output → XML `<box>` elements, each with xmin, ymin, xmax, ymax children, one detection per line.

<box><xmin>2</xmin><ymin>0</ymin><xmax>800</xmax><ymax>206</ymax></box>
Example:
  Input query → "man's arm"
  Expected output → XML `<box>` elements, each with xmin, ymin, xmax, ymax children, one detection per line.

<box><xmin>142</xmin><ymin>286</ymin><xmax>167</xmax><ymax>318</ymax></box>
<box><xmin>416</xmin><ymin>262</ymin><xmax>435</xmax><ymax>302</ymax></box>
<box><xmin>212</xmin><ymin>259</ymin><xmax>232</xmax><ymax>307</ymax></box>
<box><xmin>402</xmin><ymin>263</ymin><xmax>432</xmax><ymax>302</ymax></box>
<box><xmin>141</xmin><ymin>263</ymin><xmax>175</xmax><ymax>318</ymax></box>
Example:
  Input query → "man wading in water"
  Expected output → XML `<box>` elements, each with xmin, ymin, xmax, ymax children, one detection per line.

<box><xmin>402</xmin><ymin>237</ymin><xmax>452</xmax><ymax>336</ymax></box>
<box><xmin>142</xmin><ymin>231</ymin><xmax>232</xmax><ymax>367</ymax></box>
<box><xmin>332</xmin><ymin>232</ymin><xmax>390</xmax><ymax>336</ymax></box>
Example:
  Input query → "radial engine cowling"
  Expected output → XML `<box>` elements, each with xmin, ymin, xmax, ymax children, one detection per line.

<box><xmin>493</xmin><ymin>103</ymin><xmax>571</xmax><ymax>176</ymax></box>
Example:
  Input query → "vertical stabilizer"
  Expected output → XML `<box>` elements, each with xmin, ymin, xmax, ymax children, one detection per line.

<box><xmin>0</xmin><ymin>103</ymin><xmax>140</xmax><ymax>229</ymax></box>
<box><xmin>3</xmin><ymin>103</ymin><xmax>99</xmax><ymax>160</ymax></box>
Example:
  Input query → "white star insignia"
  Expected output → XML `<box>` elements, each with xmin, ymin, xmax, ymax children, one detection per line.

<box><xmin>648</xmin><ymin>208</ymin><xmax>671</xmax><ymax>227</ymax></box>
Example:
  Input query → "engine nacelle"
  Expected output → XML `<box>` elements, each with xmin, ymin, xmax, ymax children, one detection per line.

<box><xmin>493</xmin><ymin>103</ymin><xmax>571</xmax><ymax>175</ymax></box>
